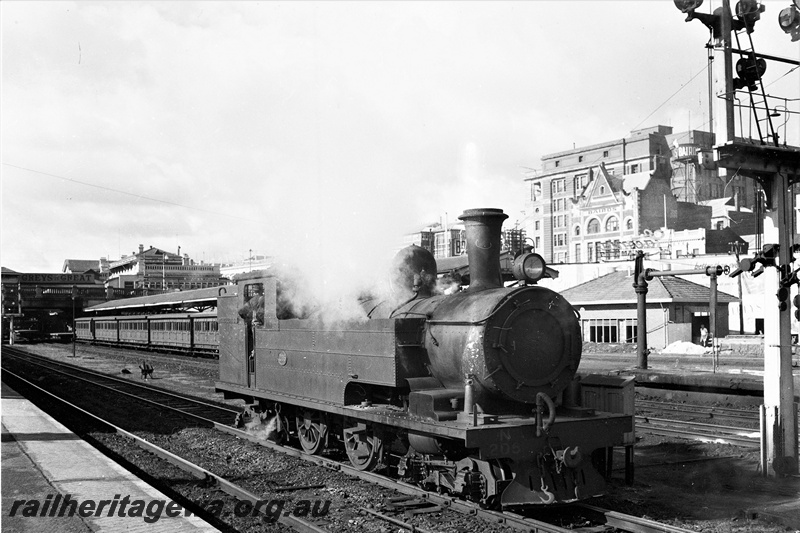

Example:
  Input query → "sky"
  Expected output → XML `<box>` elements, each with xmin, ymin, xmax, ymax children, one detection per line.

<box><xmin>2</xmin><ymin>1</ymin><xmax>799</xmax><ymax>281</ymax></box>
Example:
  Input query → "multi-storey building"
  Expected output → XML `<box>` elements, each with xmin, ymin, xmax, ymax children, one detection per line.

<box><xmin>105</xmin><ymin>245</ymin><xmax>224</xmax><ymax>291</ymax></box>
<box><xmin>405</xmin><ymin>221</ymin><xmax>526</xmax><ymax>260</ymax></box>
<box><xmin>523</xmin><ymin>125</ymin><xmax>755</xmax><ymax>264</ymax></box>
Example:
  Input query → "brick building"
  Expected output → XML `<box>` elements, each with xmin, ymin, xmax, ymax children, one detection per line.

<box><xmin>523</xmin><ymin>125</ymin><xmax>755</xmax><ymax>264</ymax></box>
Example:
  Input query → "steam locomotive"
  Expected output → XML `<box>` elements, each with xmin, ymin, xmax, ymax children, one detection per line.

<box><xmin>215</xmin><ymin>208</ymin><xmax>632</xmax><ymax>508</ymax></box>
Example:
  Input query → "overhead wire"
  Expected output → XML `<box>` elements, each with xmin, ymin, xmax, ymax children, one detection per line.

<box><xmin>2</xmin><ymin>162</ymin><xmax>260</xmax><ymax>224</ymax></box>
<box><xmin>631</xmin><ymin>64</ymin><xmax>710</xmax><ymax>132</ymax></box>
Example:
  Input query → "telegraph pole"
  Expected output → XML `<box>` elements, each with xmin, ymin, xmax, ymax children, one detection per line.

<box><xmin>675</xmin><ymin>0</ymin><xmax>800</xmax><ymax>477</ymax></box>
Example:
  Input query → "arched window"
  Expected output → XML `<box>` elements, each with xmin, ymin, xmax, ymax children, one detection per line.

<box><xmin>587</xmin><ymin>219</ymin><xmax>600</xmax><ymax>234</ymax></box>
<box><xmin>626</xmin><ymin>218</ymin><xmax>634</xmax><ymax>230</ymax></box>
<box><xmin>574</xmin><ymin>226</ymin><xmax>581</xmax><ymax>236</ymax></box>
<box><xmin>605</xmin><ymin>216</ymin><xmax>619</xmax><ymax>232</ymax></box>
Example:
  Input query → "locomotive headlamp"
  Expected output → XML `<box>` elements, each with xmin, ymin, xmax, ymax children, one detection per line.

<box><xmin>512</xmin><ymin>252</ymin><xmax>547</xmax><ymax>284</ymax></box>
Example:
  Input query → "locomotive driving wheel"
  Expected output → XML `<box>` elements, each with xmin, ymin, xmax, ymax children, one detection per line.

<box><xmin>343</xmin><ymin>422</ymin><xmax>383</xmax><ymax>471</ymax></box>
<box><xmin>296</xmin><ymin>410</ymin><xmax>327</xmax><ymax>455</ymax></box>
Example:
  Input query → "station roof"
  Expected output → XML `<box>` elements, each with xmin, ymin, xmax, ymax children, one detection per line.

<box><xmin>561</xmin><ymin>270</ymin><xmax>738</xmax><ymax>306</ymax></box>
<box><xmin>85</xmin><ymin>286</ymin><xmax>231</xmax><ymax>313</ymax></box>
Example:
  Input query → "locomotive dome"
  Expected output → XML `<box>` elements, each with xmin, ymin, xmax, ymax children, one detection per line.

<box><xmin>389</xmin><ymin>244</ymin><xmax>437</xmax><ymax>298</ymax></box>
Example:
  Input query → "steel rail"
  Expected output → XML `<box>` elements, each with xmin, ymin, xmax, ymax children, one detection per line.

<box><xmin>636</xmin><ymin>399</ymin><xmax>758</xmax><ymax>422</ymax></box>
<box><xmin>636</xmin><ymin>417</ymin><xmax>759</xmax><ymax>448</ymax></box>
<box><xmin>3</xmin><ymin>348</ymin><xmax>238</xmax><ymax>426</ymax></box>
<box><xmin>1</xmin><ymin>368</ymin><xmax>330</xmax><ymax>533</ymax></box>
<box><xmin>578</xmin><ymin>503</ymin><xmax>700</xmax><ymax>533</ymax></box>
<box><xmin>637</xmin><ymin>415</ymin><xmax>758</xmax><ymax>434</ymax></box>
<box><xmin>74</xmin><ymin>344</ymin><xmax>220</xmax><ymax>369</ymax></box>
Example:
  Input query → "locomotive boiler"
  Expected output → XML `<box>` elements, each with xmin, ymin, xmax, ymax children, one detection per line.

<box><xmin>215</xmin><ymin>208</ymin><xmax>632</xmax><ymax>508</ymax></box>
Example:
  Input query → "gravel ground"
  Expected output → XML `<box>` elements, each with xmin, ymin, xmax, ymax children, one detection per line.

<box><xmin>9</xmin><ymin>342</ymin><xmax>800</xmax><ymax>532</ymax></box>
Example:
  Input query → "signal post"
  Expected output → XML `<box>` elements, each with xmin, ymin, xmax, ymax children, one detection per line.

<box><xmin>674</xmin><ymin>0</ymin><xmax>800</xmax><ymax>476</ymax></box>
<box><xmin>717</xmin><ymin>142</ymin><xmax>799</xmax><ymax>476</ymax></box>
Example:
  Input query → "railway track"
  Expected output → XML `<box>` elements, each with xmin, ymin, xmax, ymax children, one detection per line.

<box><xmin>636</xmin><ymin>415</ymin><xmax>760</xmax><ymax>447</ymax></box>
<box><xmin>2</xmin><ymin>346</ymin><xmax>705</xmax><ymax>533</ymax></box>
<box><xmin>634</xmin><ymin>398</ymin><xmax>800</xmax><ymax>449</ymax></box>
<box><xmin>71</xmin><ymin>342</ymin><xmax>219</xmax><ymax>369</ymax></box>
<box><xmin>2</xmin><ymin>347</ymin><xmax>236</xmax><ymax>426</ymax></box>
<box><xmin>1</xmin><ymin>366</ymin><xmax>328</xmax><ymax>533</ymax></box>
<box><xmin>637</xmin><ymin>399</ymin><xmax>759</xmax><ymax>424</ymax></box>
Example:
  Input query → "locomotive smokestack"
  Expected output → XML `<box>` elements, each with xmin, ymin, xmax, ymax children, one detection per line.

<box><xmin>458</xmin><ymin>208</ymin><xmax>508</xmax><ymax>291</ymax></box>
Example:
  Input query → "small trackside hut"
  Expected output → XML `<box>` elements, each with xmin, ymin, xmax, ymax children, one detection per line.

<box><xmin>215</xmin><ymin>208</ymin><xmax>633</xmax><ymax>509</ymax></box>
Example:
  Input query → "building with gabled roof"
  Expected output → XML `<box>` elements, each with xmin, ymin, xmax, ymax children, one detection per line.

<box><xmin>560</xmin><ymin>269</ymin><xmax>738</xmax><ymax>349</ymax></box>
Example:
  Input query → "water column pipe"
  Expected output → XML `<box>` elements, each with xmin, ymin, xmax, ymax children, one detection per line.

<box><xmin>633</xmin><ymin>251</ymin><xmax>649</xmax><ymax>369</ymax></box>
<box><xmin>710</xmin><ymin>269</ymin><xmax>719</xmax><ymax>371</ymax></box>
<box><xmin>637</xmin><ymin>266</ymin><xmax>724</xmax><ymax>371</ymax></box>
<box><xmin>635</xmin><ymin>272</ymin><xmax>649</xmax><ymax>369</ymax></box>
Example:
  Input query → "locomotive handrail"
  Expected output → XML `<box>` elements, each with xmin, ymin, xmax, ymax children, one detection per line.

<box><xmin>426</xmin><ymin>318</ymin><xmax>491</xmax><ymax>326</ymax></box>
<box><xmin>536</xmin><ymin>392</ymin><xmax>557</xmax><ymax>436</ymax></box>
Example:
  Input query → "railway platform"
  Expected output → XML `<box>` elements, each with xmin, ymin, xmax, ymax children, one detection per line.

<box><xmin>1</xmin><ymin>381</ymin><xmax>219</xmax><ymax>532</ymax></box>
<box><xmin>580</xmin><ymin>353</ymin><xmax>800</xmax><ymax>404</ymax></box>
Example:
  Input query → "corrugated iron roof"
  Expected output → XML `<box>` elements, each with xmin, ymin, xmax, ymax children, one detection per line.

<box><xmin>86</xmin><ymin>285</ymin><xmax>230</xmax><ymax>312</ymax></box>
<box><xmin>561</xmin><ymin>269</ymin><xmax>737</xmax><ymax>304</ymax></box>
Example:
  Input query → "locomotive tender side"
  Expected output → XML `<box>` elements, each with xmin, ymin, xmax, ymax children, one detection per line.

<box><xmin>215</xmin><ymin>208</ymin><xmax>632</xmax><ymax>508</ymax></box>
